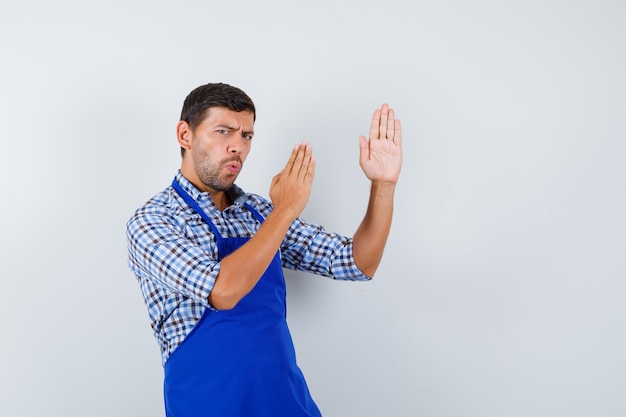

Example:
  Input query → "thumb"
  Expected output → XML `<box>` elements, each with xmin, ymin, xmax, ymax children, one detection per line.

<box><xmin>358</xmin><ymin>135</ymin><xmax>369</xmax><ymax>164</ymax></box>
<box><xmin>272</xmin><ymin>170</ymin><xmax>283</xmax><ymax>185</ymax></box>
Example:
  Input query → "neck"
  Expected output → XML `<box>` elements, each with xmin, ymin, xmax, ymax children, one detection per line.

<box><xmin>180</xmin><ymin>165</ymin><xmax>231</xmax><ymax>211</ymax></box>
<box><xmin>211</xmin><ymin>191</ymin><xmax>231</xmax><ymax>211</ymax></box>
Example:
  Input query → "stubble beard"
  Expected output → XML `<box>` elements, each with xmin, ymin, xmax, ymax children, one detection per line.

<box><xmin>194</xmin><ymin>152</ymin><xmax>241</xmax><ymax>192</ymax></box>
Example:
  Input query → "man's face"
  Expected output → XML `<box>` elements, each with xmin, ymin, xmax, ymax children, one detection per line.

<box><xmin>188</xmin><ymin>107</ymin><xmax>255</xmax><ymax>193</ymax></box>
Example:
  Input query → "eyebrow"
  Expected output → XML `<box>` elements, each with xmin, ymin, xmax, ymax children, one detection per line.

<box><xmin>215</xmin><ymin>124</ymin><xmax>254</xmax><ymax>134</ymax></box>
<box><xmin>215</xmin><ymin>124</ymin><xmax>237</xmax><ymax>130</ymax></box>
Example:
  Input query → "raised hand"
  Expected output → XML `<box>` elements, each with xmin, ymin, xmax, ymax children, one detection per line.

<box><xmin>359</xmin><ymin>104</ymin><xmax>403</xmax><ymax>184</ymax></box>
<box><xmin>269</xmin><ymin>141</ymin><xmax>316</xmax><ymax>220</ymax></box>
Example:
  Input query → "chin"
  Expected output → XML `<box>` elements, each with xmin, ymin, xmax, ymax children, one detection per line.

<box><xmin>216</xmin><ymin>179</ymin><xmax>236</xmax><ymax>192</ymax></box>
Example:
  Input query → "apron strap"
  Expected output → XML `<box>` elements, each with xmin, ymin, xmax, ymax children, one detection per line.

<box><xmin>244</xmin><ymin>202</ymin><xmax>265</xmax><ymax>224</ymax></box>
<box><xmin>171</xmin><ymin>178</ymin><xmax>223</xmax><ymax>245</ymax></box>
<box><xmin>171</xmin><ymin>177</ymin><xmax>268</xmax><ymax>244</ymax></box>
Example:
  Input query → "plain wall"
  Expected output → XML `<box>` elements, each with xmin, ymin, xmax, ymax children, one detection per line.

<box><xmin>1</xmin><ymin>1</ymin><xmax>625</xmax><ymax>416</ymax></box>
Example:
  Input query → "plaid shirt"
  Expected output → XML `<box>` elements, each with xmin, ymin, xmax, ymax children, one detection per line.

<box><xmin>126</xmin><ymin>172</ymin><xmax>369</xmax><ymax>364</ymax></box>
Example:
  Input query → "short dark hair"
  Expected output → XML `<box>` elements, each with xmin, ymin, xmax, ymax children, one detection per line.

<box><xmin>179</xmin><ymin>83</ymin><xmax>256</xmax><ymax>156</ymax></box>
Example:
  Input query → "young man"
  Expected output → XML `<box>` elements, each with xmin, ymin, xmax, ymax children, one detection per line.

<box><xmin>126</xmin><ymin>83</ymin><xmax>402</xmax><ymax>416</ymax></box>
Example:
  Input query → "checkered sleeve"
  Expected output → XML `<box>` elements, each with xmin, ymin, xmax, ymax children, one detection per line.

<box><xmin>126</xmin><ymin>205</ymin><xmax>218</xmax><ymax>309</ymax></box>
<box><xmin>280</xmin><ymin>215</ymin><xmax>371</xmax><ymax>281</ymax></box>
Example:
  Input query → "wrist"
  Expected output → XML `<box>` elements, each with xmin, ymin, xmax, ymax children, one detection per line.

<box><xmin>268</xmin><ymin>205</ymin><xmax>300</xmax><ymax>226</ymax></box>
<box><xmin>370</xmin><ymin>180</ymin><xmax>397</xmax><ymax>194</ymax></box>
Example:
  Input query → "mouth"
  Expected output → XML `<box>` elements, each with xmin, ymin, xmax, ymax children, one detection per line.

<box><xmin>225</xmin><ymin>159</ymin><xmax>242</xmax><ymax>174</ymax></box>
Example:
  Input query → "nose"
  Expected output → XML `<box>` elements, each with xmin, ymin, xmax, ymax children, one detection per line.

<box><xmin>227</xmin><ymin>135</ymin><xmax>244</xmax><ymax>154</ymax></box>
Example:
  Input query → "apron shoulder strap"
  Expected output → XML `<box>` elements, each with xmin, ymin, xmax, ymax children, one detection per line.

<box><xmin>171</xmin><ymin>178</ymin><xmax>222</xmax><ymax>242</ymax></box>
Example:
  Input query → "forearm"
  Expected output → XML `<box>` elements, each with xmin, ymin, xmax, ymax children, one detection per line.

<box><xmin>209</xmin><ymin>207</ymin><xmax>294</xmax><ymax>310</ymax></box>
<box><xmin>352</xmin><ymin>181</ymin><xmax>396</xmax><ymax>277</ymax></box>
<box><xmin>211</xmin><ymin>141</ymin><xmax>315</xmax><ymax>309</ymax></box>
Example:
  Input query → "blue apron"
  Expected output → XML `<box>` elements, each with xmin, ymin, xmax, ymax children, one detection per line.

<box><xmin>165</xmin><ymin>178</ymin><xmax>322</xmax><ymax>417</ymax></box>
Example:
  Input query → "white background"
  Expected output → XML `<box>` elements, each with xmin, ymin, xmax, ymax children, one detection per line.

<box><xmin>1</xmin><ymin>1</ymin><xmax>625</xmax><ymax>416</ymax></box>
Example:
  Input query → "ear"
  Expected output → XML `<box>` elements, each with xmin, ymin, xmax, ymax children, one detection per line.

<box><xmin>177</xmin><ymin>120</ymin><xmax>193</xmax><ymax>152</ymax></box>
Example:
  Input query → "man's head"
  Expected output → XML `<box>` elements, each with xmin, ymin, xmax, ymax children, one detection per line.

<box><xmin>177</xmin><ymin>83</ymin><xmax>256</xmax><ymax>197</ymax></box>
<box><xmin>179</xmin><ymin>83</ymin><xmax>256</xmax><ymax>157</ymax></box>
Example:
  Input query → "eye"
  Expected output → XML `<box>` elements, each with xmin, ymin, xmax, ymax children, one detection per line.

<box><xmin>217</xmin><ymin>129</ymin><xmax>229</xmax><ymax>135</ymax></box>
<box><xmin>242</xmin><ymin>133</ymin><xmax>253</xmax><ymax>141</ymax></box>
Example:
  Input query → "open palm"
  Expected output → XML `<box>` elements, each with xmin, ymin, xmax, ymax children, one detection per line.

<box><xmin>359</xmin><ymin>103</ymin><xmax>403</xmax><ymax>184</ymax></box>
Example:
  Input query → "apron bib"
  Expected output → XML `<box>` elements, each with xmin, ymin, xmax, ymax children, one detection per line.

<box><xmin>164</xmin><ymin>178</ymin><xmax>322</xmax><ymax>417</ymax></box>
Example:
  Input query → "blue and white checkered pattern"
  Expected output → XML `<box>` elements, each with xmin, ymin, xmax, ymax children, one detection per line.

<box><xmin>126</xmin><ymin>171</ymin><xmax>369</xmax><ymax>365</ymax></box>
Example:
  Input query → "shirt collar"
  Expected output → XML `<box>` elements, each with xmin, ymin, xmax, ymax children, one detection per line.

<box><xmin>174</xmin><ymin>171</ymin><xmax>247</xmax><ymax>208</ymax></box>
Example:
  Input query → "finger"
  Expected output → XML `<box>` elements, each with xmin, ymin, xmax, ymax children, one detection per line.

<box><xmin>297</xmin><ymin>142</ymin><xmax>313</xmax><ymax>180</ymax></box>
<box><xmin>292</xmin><ymin>141</ymin><xmax>308</xmax><ymax>178</ymax></box>
<box><xmin>305</xmin><ymin>156</ymin><xmax>316</xmax><ymax>183</ymax></box>
<box><xmin>386</xmin><ymin>108</ymin><xmax>395</xmax><ymax>141</ymax></box>
<box><xmin>285</xmin><ymin>143</ymin><xmax>300</xmax><ymax>174</ymax></box>
<box><xmin>394</xmin><ymin>118</ymin><xmax>403</xmax><ymax>146</ymax></box>
<box><xmin>369</xmin><ymin>108</ymin><xmax>381</xmax><ymax>140</ymax></box>
<box><xmin>379</xmin><ymin>103</ymin><xmax>389</xmax><ymax>139</ymax></box>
